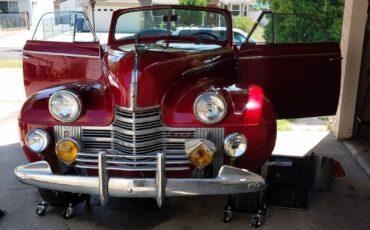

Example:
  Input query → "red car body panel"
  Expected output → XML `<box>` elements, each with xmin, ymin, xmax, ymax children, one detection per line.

<box><xmin>23</xmin><ymin>41</ymin><xmax>102</xmax><ymax>97</ymax></box>
<box><xmin>238</xmin><ymin>42</ymin><xmax>341</xmax><ymax>119</ymax></box>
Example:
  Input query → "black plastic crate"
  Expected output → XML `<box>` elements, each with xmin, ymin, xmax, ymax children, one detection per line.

<box><xmin>267</xmin><ymin>184</ymin><xmax>308</xmax><ymax>210</ymax></box>
<box><xmin>267</xmin><ymin>156</ymin><xmax>310</xmax><ymax>210</ymax></box>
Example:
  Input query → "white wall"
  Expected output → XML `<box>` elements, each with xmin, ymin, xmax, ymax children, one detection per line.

<box><xmin>59</xmin><ymin>0</ymin><xmax>82</xmax><ymax>11</ymax></box>
<box><xmin>30</xmin><ymin>0</ymin><xmax>54</xmax><ymax>27</ymax></box>
<box><xmin>94</xmin><ymin>10</ymin><xmax>114</xmax><ymax>33</ymax></box>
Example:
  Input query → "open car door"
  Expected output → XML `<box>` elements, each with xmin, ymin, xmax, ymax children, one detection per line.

<box><xmin>23</xmin><ymin>11</ymin><xmax>101</xmax><ymax>97</ymax></box>
<box><xmin>237</xmin><ymin>12</ymin><xmax>341</xmax><ymax>119</ymax></box>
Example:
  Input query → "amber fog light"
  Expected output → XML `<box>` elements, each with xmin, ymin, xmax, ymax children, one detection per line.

<box><xmin>26</xmin><ymin>129</ymin><xmax>50</xmax><ymax>153</ymax></box>
<box><xmin>55</xmin><ymin>138</ymin><xmax>80</xmax><ymax>163</ymax></box>
<box><xmin>185</xmin><ymin>139</ymin><xmax>216</xmax><ymax>168</ymax></box>
<box><xmin>224</xmin><ymin>133</ymin><xmax>247</xmax><ymax>158</ymax></box>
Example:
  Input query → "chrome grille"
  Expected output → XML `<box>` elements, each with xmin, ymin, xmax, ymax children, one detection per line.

<box><xmin>78</xmin><ymin>107</ymin><xmax>195</xmax><ymax>171</ymax></box>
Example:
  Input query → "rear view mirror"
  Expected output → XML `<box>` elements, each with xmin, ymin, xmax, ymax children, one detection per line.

<box><xmin>163</xmin><ymin>15</ymin><xmax>178</xmax><ymax>22</ymax></box>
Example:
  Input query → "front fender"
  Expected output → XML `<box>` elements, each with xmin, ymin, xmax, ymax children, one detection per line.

<box><xmin>161</xmin><ymin>75</ymin><xmax>277</xmax><ymax>172</ymax></box>
<box><xmin>161</xmin><ymin>75</ymin><xmax>276</xmax><ymax>127</ymax></box>
<box><xmin>19</xmin><ymin>82</ymin><xmax>114</xmax><ymax>125</ymax></box>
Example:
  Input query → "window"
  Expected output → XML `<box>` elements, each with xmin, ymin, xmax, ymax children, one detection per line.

<box><xmin>8</xmin><ymin>1</ymin><xmax>18</xmax><ymax>13</ymax></box>
<box><xmin>247</xmin><ymin>13</ymin><xmax>273</xmax><ymax>44</ymax></box>
<box><xmin>0</xmin><ymin>1</ymin><xmax>18</xmax><ymax>13</ymax></box>
<box><xmin>243</xmin><ymin>5</ymin><xmax>248</xmax><ymax>16</ymax></box>
<box><xmin>33</xmin><ymin>12</ymin><xmax>96</xmax><ymax>42</ymax></box>
<box><xmin>114</xmin><ymin>8</ymin><xmax>227</xmax><ymax>42</ymax></box>
<box><xmin>230</xmin><ymin>4</ymin><xmax>240</xmax><ymax>16</ymax></box>
<box><xmin>0</xmin><ymin>1</ymin><xmax>8</xmax><ymax>13</ymax></box>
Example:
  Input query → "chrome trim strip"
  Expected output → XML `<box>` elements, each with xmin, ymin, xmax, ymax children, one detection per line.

<box><xmin>14</xmin><ymin>161</ymin><xmax>266</xmax><ymax>199</ymax></box>
<box><xmin>182</xmin><ymin>57</ymin><xmax>234</xmax><ymax>76</ymax></box>
<box><xmin>115</xmin><ymin>115</ymin><xmax>161</xmax><ymax>124</ymax></box>
<box><xmin>155</xmin><ymin>152</ymin><xmax>166</xmax><ymax>207</ymax></box>
<box><xmin>76</xmin><ymin>165</ymin><xmax>189</xmax><ymax>171</ymax></box>
<box><xmin>82</xmin><ymin>137</ymin><xmax>191</xmax><ymax>147</ymax></box>
<box><xmin>76</xmin><ymin>158</ymin><xmax>190</xmax><ymax>165</ymax></box>
<box><xmin>239</xmin><ymin>52</ymin><xmax>341</xmax><ymax>60</ymax></box>
<box><xmin>82</xmin><ymin>126</ymin><xmax>194</xmax><ymax>136</ymax></box>
<box><xmin>23</xmin><ymin>50</ymin><xmax>100</xmax><ymax>59</ymax></box>
<box><xmin>98</xmin><ymin>152</ymin><xmax>109</xmax><ymax>205</ymax></box>
<box><xmin>78</xmin><ymin>152</ymin><xmax>188</xmax><ymax>159</ymax></box>
<box><xmin>116</xmin><ymin>104</ymin><xmax>160</xmax><ymax>112</ymax></box>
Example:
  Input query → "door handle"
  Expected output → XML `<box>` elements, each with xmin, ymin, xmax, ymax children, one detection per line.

<box><xmin>329</xmin><ymin>57</ymin><xmax>343</xmax><ymax>61</ymax></box>
<box><xmin>22</xmin><ymin>54</ymin><xmax>30</xmax><ymax>59</ymax></box>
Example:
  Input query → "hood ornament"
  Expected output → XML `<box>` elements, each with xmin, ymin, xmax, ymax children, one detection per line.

<box><xmin>129</xmin><ymin>36</ymin><xmax>146</xmax><ymax>110</ymax></box>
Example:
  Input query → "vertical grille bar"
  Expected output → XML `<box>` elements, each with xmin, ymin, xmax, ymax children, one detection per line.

<box><xmin>132</xmin><ymin>111</ymin><xmax>137</xmax><ymax>167</ymax></box>
<box><xmin>195</xmin><ymin>128</ymin><xmax>225</xmax><ymax>176</ymax></box>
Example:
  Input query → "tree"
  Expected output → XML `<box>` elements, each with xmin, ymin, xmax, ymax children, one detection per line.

<box><xmin>259</xmin><ymin>0</ymin><xmax>344</xmax><ymax>41</ymax></box>
<box><xmin>233</xmin><ymin>16</ymin><xmax>255</xmax><ymax>32</ymax></box>
<box><xmin>138</xmin><ymin>0</ymin><xmax>153</xmax><ymax>29</ymax></box>
<box><xmin>178</xmin><ymin>0</ymin><xmax>207</xmax><ymax>25</ymax></box>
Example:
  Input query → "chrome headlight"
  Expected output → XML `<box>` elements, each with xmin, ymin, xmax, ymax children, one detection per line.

<box><xmin>26</xmin><ymin>129</ymin><xmax>50</xmax><ymax>153</ymax></box>
<box><xmin>49</xmin><ymin>90</ymin><xmax>81</xmax><ymax>122</ymax></box>
<box><xmin>224</xmin><ymin>133</ymin><xmax>247</xmax><ymax>158</ymax></box>
<box><xmin>194</xmin><ymin>92</ymin><xmax>227</xmax><ymax>124</ymax></box>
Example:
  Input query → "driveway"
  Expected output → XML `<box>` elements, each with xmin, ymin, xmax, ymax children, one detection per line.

<box><xmin>0</xmin><ymin>30</ymin><xmax>32</xmax><ymax>59</ymax></box>
<box><xmin>1</xmin><ymin>69</ymin><xmax>370</xmax><ymax>229</ymax></box>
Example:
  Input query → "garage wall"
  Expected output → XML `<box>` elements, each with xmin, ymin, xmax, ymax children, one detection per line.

<box><xmin>333</xmin><ymin>0</ymin><xmax>369</xmax><ymax>139</ymax></box>
<box><xmin>94</xmin><ymin>9</ymin><xmax>114</xmax><ymax>33</ymax></box>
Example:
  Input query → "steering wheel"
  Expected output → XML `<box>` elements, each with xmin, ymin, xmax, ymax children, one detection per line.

<box><xmin>191</xmin><ymin>32</ymin><xmax>219</xmax><ymax>40</ymax></box>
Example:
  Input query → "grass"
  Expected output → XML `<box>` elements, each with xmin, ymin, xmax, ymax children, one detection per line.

<box><xmin>0</xmin><ymin>59</ymin><xmax>22</xmax><ymax>68</ymax></box>
<box><xmin>277</xmin><ymin>119</ymin><xmax>295</xmax><ymax>131</ymax></box>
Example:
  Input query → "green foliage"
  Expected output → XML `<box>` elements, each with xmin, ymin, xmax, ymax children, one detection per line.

<box><xmin>260</xmin><ymin>0</ymin><xmax>344</xmax><ymax>41</ymax></box>
<box><xmin>233</xmin><ymin>16</ymin><xmax>255</xmax><ymax>32</ymax></box>
<box><xmin>233</xmin><ymin>16</ymin><xmax>266</xmax><ymax>41</ymax></box>
<box><xmin>179</xmin><ymin>0</ymin><xmax>206</xmax><ymax>6</ymax></box>
<box><xmin>0</xmin><ymin>59</ymin><xmax>22</xmax><ymax>68</ymax></box>
<box><xmin>177</xmin><ymin>0</ymin><xmax>207</xmax><ymax>26</ymax></box>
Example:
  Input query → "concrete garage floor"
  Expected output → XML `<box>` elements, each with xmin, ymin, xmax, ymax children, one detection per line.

<box><xmin>0</xmin><ymin>70</ymin><xmax>370</xmax><ymax>229</ymax></box>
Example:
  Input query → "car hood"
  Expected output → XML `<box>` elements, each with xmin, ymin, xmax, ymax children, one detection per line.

<box><xmin>104</xmin><ymin>43</ymin><xmax>235</xmax><ymax>108</ymax></box>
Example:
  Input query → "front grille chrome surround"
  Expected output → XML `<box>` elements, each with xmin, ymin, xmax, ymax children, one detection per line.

<box><xmin>55</xmin><ymin>106</ymin><xmax>224</xmax><ymax>173</ymax></box>
<box><xmin>79</xmin><ymin>106</ymin><xmax>195</xmax><ymax>171</ymax></box>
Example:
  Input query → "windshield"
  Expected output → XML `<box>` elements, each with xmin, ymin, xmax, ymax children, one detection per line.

<box><xmin>114</xmin><ymin>8</ymin><xmax>228</xmax><ymax>44</ymax></box>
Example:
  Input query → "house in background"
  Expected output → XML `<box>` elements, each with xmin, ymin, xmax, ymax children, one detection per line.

<box><xmin>57</xmin><ymin>0</ymin><xmax>179</xmax><ymax>32</ymax></box>
<box><xmin>219</xmin><ymin>0</ymin><xmax>252</xmax><ymax>17</ymax></box>
<box><xmin>218</xmin><ymin>0</ymin><xmax>267</xmax><ymax>21</ymax></box>
<box><xmin>56</xmin><ymin>0</ymin><xmax>263</xmax><ymax>33</ymax></box>
<box><xmin>0</xmin><ymin>0</ymin><xmax>54</xmax><ymax>29</ymax></box>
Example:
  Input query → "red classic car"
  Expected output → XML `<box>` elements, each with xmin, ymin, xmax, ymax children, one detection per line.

<box><xmin>14</xmin><ymin>5</ymin><xmax>341</xmax><ymax>226</ymax></box>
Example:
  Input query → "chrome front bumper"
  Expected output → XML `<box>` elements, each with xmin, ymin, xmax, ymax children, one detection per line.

<box><xmin>14</xmin><ymin>152</ymin><xmax>266</xmax><ymax>207</ymax></box>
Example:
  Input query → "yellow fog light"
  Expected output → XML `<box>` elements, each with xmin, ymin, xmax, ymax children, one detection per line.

<box><xmin>185</xmin><ymin>139</ymin><xmax>216</xmax><ymax>168</ymax></box>
<box><xmin>55</xmin><ymin>138</ymin><xmax>80</xmax><ymax>163</ymax></box>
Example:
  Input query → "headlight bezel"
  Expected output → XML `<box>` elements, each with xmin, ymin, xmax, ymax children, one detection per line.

<box><xmin>48</xmin><ymin>90</ymin><xmax>82</xmax><ymax>123</ymax></box>
<box><xmin>224</xmin><ymin>132</ymin><xmax>248</xmax><ymax>158</ymax></box>
<box><xmin>25</xmin><ymin>128</ymin><xmax>50</xmax><ymax>153</ymax></box>
<box><xmin>193</xmin><ymin>92</ymin><xmax>227</xmax><ymax>124</ymax></box>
